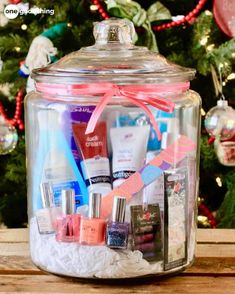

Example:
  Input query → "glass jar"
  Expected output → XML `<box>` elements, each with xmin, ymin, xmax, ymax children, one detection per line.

<box><xmin>25</xmin><ymin>19</ymin><xmax>201</xmax><ymax>279</ymax></box>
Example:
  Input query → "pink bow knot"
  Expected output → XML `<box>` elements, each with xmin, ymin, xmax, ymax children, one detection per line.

<box><xmin>85</xmin><ymin>82</ymin><xmax>189</xmax><ymax>140</ymax></box>
<box><xmin>36</xmin><ymin>81</ymin><xmax>190</xmax><ymax>139</ymax></box>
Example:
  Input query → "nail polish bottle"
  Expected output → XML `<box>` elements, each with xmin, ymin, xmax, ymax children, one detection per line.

<box><xmin>56</xmin><ymin>189</ymin><xmax>81</xmax><ymax>242</ymax></box>
<box><xmin>80</xmin><ymin>193</ymin><xmax>106</xmax><ymax>245</ymax></box>
<box><xmin>35</xmin><ymin>182</ymin><xmax>61</xmax><ymax>234</ymax></box>
<box><xmin>106</xmin><ymin>196</ymin><xmax>129</xmax><ymax>249</ymax></box>
<box><xmin>41</xmin><ymin>182</ymin><xmax>62</xmax><ymax>229</ymax></box>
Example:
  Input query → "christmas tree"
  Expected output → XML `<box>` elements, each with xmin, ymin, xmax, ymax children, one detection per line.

<box><xmin>0</xmin><ymin>0</ymin><xmax>235</xmax><ymax>228</ymax></box>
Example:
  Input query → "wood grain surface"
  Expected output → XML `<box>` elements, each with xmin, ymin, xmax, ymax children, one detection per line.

<box><xmin>0</xmin><ymin>228</ymin><xmax>234</xmax><ymax>293</ymax></box>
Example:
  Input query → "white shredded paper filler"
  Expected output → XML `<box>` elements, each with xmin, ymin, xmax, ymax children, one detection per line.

<box><xmin>30</xmin><ymin>217</ymin><xmax>194</xmax><ymax>278</ymax></box>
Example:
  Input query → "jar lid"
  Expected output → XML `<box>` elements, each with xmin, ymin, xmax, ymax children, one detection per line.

<box><xmin>32</xmin><ymin>18</ymin><xmax>195</xmax><ymax>84</ymax></box>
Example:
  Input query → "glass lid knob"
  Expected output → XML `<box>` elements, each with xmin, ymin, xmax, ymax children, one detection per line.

<box><xmin>93</xmin><ymin>18</ymin><xmax>135</xmax><ymax>46</ymax></box>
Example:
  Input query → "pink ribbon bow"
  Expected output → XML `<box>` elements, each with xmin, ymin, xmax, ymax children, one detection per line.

<box><xmin>37</xmin><ymin>82</ymin><xmax>190</xmax><ymax>140</ymax></box>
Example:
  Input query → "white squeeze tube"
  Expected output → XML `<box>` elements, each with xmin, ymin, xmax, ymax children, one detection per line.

<box><xmin>143</xmin><ymin>151</ymin><xmax>164</xmax><ymax>209</ymax></box>
<box><xmin>110</xmin><ymin>125</ymin><xmax>150</xmax><ymax>188</ymax></box>
<box><xmin>160</xmin><ymin>117</ymin><xmax>180</xmax><ymax>150</ymax></box>
<box><xmin>143</xmin><ymin>117</ymin><xmax>180</xmax><ymax>210</ymax></box>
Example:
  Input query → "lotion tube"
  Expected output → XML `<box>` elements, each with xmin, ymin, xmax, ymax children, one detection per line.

<box><xmin>72</xmin><ymin>121</ymin><xmax>112</xmax><ymax>197</ymax></box>
<box><xmin>110</xmin><ymin>125</ymin><xmax>150</xmax><ymax>188</ymax></box>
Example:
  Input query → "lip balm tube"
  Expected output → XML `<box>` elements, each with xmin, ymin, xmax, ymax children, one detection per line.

<box><xmin>135</xmin><ymin>226</ymin><xmax>153</xmax><ymax>234</ymax></box>
<box><xmin>135</xmin><ymin>242</ymin><xmax>155</xmax><ymax>252</ymax></box>
<box><xmin>131</xmin><ymin>204</ymin><xmax>163</xmax><ymax>262</ymax></box>
<box><xmin>134</xmin><ymin>233</ymin><xmax>154</xmax><ymax>244</ymax></box>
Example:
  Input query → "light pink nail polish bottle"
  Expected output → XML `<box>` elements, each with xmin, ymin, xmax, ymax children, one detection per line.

<box><xmin>80</xmin><ymin>193</ymin><xmax>106</xmax><ymax>245</ymax></box>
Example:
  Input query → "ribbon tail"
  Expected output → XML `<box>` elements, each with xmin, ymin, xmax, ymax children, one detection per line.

<box><xmin>122</xmin><ymin>91</ymin><xmax>175</xmax><ymax>112</ymax></box>
<box><xmin>149</xmin><ymin>97</ymin><xmax>175</xmax><ymax>112</ymax></box>
<box><xmin>85</xmin><ymin>88</ymin><xmax>117</xmax><ymax>134</ymax></box>
<box><xmin>126</xmin><ymin>97</ymin><xmax>162</xmax><ymax>140</ymax></box>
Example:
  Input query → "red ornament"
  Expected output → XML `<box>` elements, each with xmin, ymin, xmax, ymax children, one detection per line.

<box><xmin>213</xmin><ymin>0</ymin><xmax>235</xmax><ymax>37</ymax></box>
<box><xmin>9</xmin><ymin>0</ymin><xmax>22</xmax><ymax>4</ymax></box>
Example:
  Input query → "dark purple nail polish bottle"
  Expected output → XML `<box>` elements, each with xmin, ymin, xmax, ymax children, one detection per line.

<box><xmin>106</xmin><ymin>196</ymin><xmax>129</xmax><ymax>249</ymax></box>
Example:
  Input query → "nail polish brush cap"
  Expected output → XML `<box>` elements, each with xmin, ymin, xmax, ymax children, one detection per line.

<box><xmin>112</xmin><ymin>196</ymin><xmax>126</xmax><ymax>223</ymax></box>
<box><xmin>61</xmin><ymin>189</ymin><xmax>75</xmax><ymax>215</ymax></box>
<box><xmin>40</xmin><ymin>182</ymin><xmax>54</xmax><ymax>208</ymax></box>
<box><xmin>88</xmin><ymin>193</ymin><xmax>102</xmax><ymax>218</ymax></box>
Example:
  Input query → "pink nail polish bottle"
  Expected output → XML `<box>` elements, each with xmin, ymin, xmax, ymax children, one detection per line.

<box><xmin>80</xmin><ymin>193</ymin><xmax>106</xmax><ymax>245</ymax></box>
<box><xmin>56</xmin><ymin>189</ymin><xmax>81</xmax><ymax>242</ymax></box>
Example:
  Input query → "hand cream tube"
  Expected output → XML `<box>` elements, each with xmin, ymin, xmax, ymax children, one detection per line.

<box><xmin>72</xmin><ymin>121</ymin><xmax>112</xmax><ymax>196</ymax></box>
<box><xmin>110</xmin><ymin>125</ymin><xmax>150</xmax><ymax>188</ymax></box>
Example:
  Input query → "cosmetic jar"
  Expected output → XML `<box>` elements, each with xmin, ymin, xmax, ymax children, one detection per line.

<box><xmin>25</xmin><ymin>18</ymin><xmax>201</xmax><ymax>279</ymax></box>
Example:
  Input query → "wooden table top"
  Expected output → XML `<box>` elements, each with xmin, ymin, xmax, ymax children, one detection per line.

<box><xmin>0</xmin><ymin>228</ymin><xmax>234</xmax><ymax>293</ymax></box>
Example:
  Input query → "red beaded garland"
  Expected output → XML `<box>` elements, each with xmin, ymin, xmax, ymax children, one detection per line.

<box><xmin>91</xmin><ymin>0</ymin><xmax>109</xmax><ymax>20</ymax></box>
<box><xmin>0</xmin><ymin>89</ymin><xmax>24</xmax><ymax>130</ymax></box>
<box><xmin>91</xmin><ymin>0</ymin><xmax>208</xmax><ymax>31</ymax></box>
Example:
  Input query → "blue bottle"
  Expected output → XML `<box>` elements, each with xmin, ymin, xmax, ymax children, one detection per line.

<box><xmin>32</xmin><ymin>108</ymin><xmax>88</xmax><ymax>213</ymax></box>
